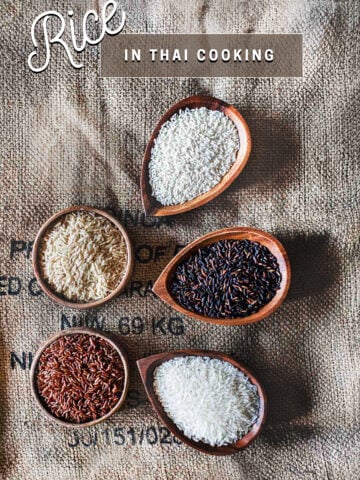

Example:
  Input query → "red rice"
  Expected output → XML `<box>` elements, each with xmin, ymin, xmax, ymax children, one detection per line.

<box><xmin>36</xmin><ymin>334</ymin><xmax>125</xmax><ymax>423</ymax></box>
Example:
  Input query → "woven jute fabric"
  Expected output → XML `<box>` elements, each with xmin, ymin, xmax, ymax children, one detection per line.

<box><xmin>0</xmin><ymin>1</ymin><xmax>359</xmax><ymax>479</ymax></box>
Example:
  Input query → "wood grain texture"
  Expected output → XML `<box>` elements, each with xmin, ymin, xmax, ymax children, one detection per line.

<box><xmin>32</xmin><ymin>205</ymin><xmax>134</xmax><ymax>310</ymax></box>
<box><xmin>141</xmin><ymin>95</ymin><xmax>252</xmax><ymax>216</ymax></box>
<box><xmin>153</xmin><ymin>227</ymin><xmax>291</xmax><ymax>326</ymax></box>
<box><xmin>137</xmin><ymin>349</ymin><xmax>267</xmax><ymax>455</ymax></box>
<box><xmin>30</xmin><ymin>327</ymin><xmax>130</xmax><ymax>428</ymax></box>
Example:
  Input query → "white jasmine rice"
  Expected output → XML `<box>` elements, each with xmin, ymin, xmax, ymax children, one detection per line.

<box><xmin>149</xmin><ymin>107</ymin><xmax>239</xmax><ymax>206</ymax></box>
<box><xmin>40</xmin><ymin>212</ymin><xmax>127</xmax><ymax>302</ymax></box>
<box><xmin>153</xmin><ymin>356</ymin><xmax>260</xmax><ymax>447</ymax></box>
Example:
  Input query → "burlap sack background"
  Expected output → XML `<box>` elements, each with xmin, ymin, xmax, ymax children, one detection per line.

<box><xmin>0</xmin><ymin>0</ymin><xmax>359</xmax><ymax>479</ymax></box>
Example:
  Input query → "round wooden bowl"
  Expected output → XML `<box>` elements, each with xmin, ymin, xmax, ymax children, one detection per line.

<box><xmin>137</xmin><ymin>349</ymin><xmax>267</xmax><ymax>455</ymax></box>
<box><xmin>141</xmin><ymin>95</ymin><xmax>252</xmax><ymax>216</ymax></box>
<box><xmin>153</xmin><ymin>227</ymin><xmax>291</xmax><ymax>326</ymax></box>
<box><xmin>30</xmin><ymin>327</ymin><xmax>130</xmax><ymax>428</ymax></box>
<box><xmin>32</xmin><ymin>206</ymin><xmax>134</xmax><ymax>309</ymax></box>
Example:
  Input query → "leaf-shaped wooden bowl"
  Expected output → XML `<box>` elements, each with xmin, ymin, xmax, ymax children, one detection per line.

<box><xmin>30</xmin><ymin>327</ymin><xmax>130</xmax><ymax>428</ymax></box>
<box><xmin>32</xmin><ymin>205</ymin><xmax>134</xmax><ymax>310</ymax></box>
<box><xmin>137</xmin><ymin>349</ymin><xmax>266</xmax><ymax>455</ymax></box>
<box><xmin>153</xmin><ymin>227</ymin><xmax>291</xmax><ymax>326</ymax></box>
<box><xmin>141</xmin><ymin>95</ymin><xmax>251</xmax><ymax>216</ymax></box>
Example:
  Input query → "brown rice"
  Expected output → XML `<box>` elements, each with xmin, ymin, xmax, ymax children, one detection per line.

<box><xmin>39</xmin><ymin>212</ymin><xmax>127</xmax><ymax>302</ymax></box>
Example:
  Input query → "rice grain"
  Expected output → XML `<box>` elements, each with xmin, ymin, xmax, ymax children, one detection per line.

<box><xmin>40</xmin><ymin>212</ymin><xmax>127</xmax><ymax>302</ymax></box>
<box><xmin>149</xmin><ymin>107</ymin><xmax>239</xmax><ymax>206</ymax></box>
<box><xmin>36</xmin><ymin>334</ymin><xmax>125</xmax><ymax>423</ymax></box>
<box><xmin>154</xmin><ymin>356</ymin><xmax>260</xmax><ymax>447</ymax></box>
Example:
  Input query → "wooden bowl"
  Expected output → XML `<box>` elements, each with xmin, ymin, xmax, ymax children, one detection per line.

<box><xmin>32</xmin><ymin>205</ymin><xmax>134</xmax><ymax>309</ymax></box>
<box><xmin>153</xmin><ymin>227</ymin><xmax>291</xmax><ymax>326</ymax></box>
<box><xmin>141</xmin><ymin>95</ymin><xmax>251</xmax><ymax>216</ymax></box>
<box><xmin>30</xmin><ymin>327</ymin><xmax>130</xmax><ymax>428</ymax></box>
<box><xmin>137</xmin><ymin>349</ymin><xmax>267</xmax><ymax>455</ymax></box>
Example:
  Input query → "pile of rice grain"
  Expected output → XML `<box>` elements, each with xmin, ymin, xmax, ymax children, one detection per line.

<box><xmin>40</xmin><ymin>212</ymin><xmax>127</xmax><ymax>302</ymax></box>
<box><xmin>36</xmin><ymin>333</ymin><xmax>125</xmax><ymax>423</ymax></box>
<box><xmin>149</xmin><ymin>107</ymin><xmax>239</xmax><ymax>206</ymax></box>
<box><xmin>153</xmin><ymin>356</ymin><xmax>259</xmax><ymax>447</ymax></box>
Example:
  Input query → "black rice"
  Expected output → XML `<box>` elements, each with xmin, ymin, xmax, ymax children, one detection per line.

<box><xmin>171</xmin><ymin>239</ymin><xmax>282</xmax><ymax>319</ymax></box>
